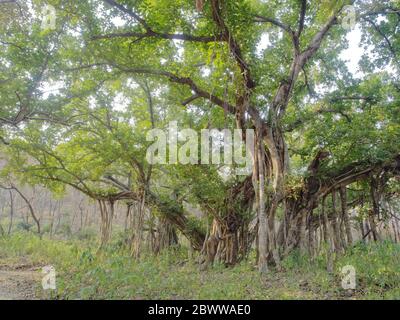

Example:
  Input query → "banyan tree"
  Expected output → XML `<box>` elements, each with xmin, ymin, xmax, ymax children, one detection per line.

<box><xmin>0</xmin><ymin>0</ymin><xmax>399</xmax><ymax>272</ymax></box>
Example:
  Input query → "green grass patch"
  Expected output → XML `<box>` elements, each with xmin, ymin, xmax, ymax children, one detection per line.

<box><xmin>0</xmin><ymin>232</ymin><xmax>398</xmax><ymax>300</ymax></box>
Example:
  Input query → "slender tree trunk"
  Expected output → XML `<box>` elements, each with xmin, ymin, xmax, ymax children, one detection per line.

<box><xmin>298</xmin><ymin>208</ymin><xmax>309</xmax><ymax>253</ymax></box>
<box><xmin>12</xmin><ymin>186</ymin><xmax>40</xmax><ymax>236</ymax></box>
<box><xmin>331</xmin><ymin>190</ymin><xmax>341</xmax><ymax>253</ymax></box>
<box><xmin>365</xmin><ymin>220</ymin><xmax>373</xmax><ymax>242</ymax></box>
<box><xmin>369</xmin><ymin>178</ymin><xmax>381</xmax><ymax>241</ymax></box>
<box><xmin>339</xmin><ymin>216</ymin><xmax>347</xmax><ymax>250</ymax></box>
<box><xmin>322</xmin><ymin>197</ymin><xmax>334</xmax><ymax>272</ymax></box>
<box><xmin>322</xmin><ymin>202</ymin><xmax>328</xmax><ymax>243</ymax></box>
<box><xmin>308</xmin><ymin>213</ymin><xmax>315</xmax><ymax>259</ymax></box>
<box><xmin>49</xmin><ymin>200</ymin><xmax>57</xmax><ymax>238</ymax></box>
<box><xmin>84</xmin><ymin>206</ymin><xmax>90</xmax><ymax>229</ymax></box>
<box><xmin>359</xmin><ymin>218</ymin><xmax>365</xmax><ymax>242</ymax></box>
<box><xmin>7</xmin><ymin>190</ymin><xmax>14</xmax><ymax>235</ymax></box>
<box><xmin>0</xmin><ymin>206</ymin><xmax>4</xmax><ymax>236</ymax></box>
<box><xmin>131</xmin><ymin>192</ymin><xmax>146</xmax><ymax>259</ymax></box>
<box><xmin>318</xmin><ymin>213</ymin><xmax>323</xmax><ymax>254</ymax></box>
<box><xmin>200</xmin><ymin>220</ymin><xmax>219</xmax><ymax>271</ymax></box>
<box><xmin>78</xmin><ymin>199</ymin><xmax>85</xmax><ymax>232</ymax></box>
<box><xmin>256</xmin><ymin>139</ymin><xmax>268</xmax><ymax>273</ymax></box>
<box><xmin>98</xmin><ymin>199</ymin><xmax>114</xmax><ymax>248</ymax></box>
<box><xmin>339</xmin><ymin>187</ymin><xmax>353</xmax><ymax>246</ymax></box>
<box><xmin>394</xmin><ymin>214</ymin><xmax>400</xmax><ymax>243</ymax></box>
<box><xmin>124</xmin><ymin>203</ymin><xmax>132</xmax><ymax>232</ymax></box>
<box><xmin>0</xmin><ymin>200</ymin><xmax>4</xmax><ymax>236</ymax></box>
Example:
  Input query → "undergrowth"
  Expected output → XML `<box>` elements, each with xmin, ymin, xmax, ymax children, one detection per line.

<box><xmin>0</xmin><ymin>232</ymin><xmax>398</xmax><ymax>300</ymax></box>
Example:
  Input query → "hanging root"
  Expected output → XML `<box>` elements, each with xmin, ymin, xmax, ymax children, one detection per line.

<box><xmin>199</xmin><ymin>234</ymin><xmax>220</xmax><ymax>271</ymax></box>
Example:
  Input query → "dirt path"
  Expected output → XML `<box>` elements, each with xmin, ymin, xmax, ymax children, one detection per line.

<box><xmin>0</xmin><ymin>263</ymin><xmax>42</xmax><ymax>300</ymax></box>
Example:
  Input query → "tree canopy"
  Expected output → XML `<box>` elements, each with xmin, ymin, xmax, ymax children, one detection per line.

<box><xmin>0</xmin><ymin>0</ymin><xmax>399</xmax><ymax>271</ymax></box>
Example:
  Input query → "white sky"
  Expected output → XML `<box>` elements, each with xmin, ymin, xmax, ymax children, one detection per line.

<box><xmin>257</xmin><ymin>26</ymin><xmax>365</xmax><ymax>77</ymax></box>
<box><xmin>340</xmin><ymin>26</ymin><xmax>364</xmax><ymax>77</ymax></box>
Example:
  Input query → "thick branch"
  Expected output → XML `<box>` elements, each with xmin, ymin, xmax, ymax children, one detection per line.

<box><xmin>92</xmin><ymin>31</ymin><xmax>224</xmax><ymax>43</ymax></box>
<box><xmin>273</xmin><ymin>13</ymin><xmax>339</xmax><ymax>118</ymax></box>
<box><xmin>114</xmin><ymin>65</ymin><xmax>237</xmax><ymax>114</ymax></box>
<box><xmin>210</xmin><ymin>0</ymin><xmax>255</xmax><ymax>90</ymax></box>
<box><xmin>297</xmin><ymin>0</ymin><xmax>307</xmax><ymax>37</ymax></box>
<box><xmin>100</xmin><ymin>0</ymin><xmax>224</xmax><ymax>44</ymax></box>
<box><xmin>254</xmin><ymin>15</ymin><xmax>293</xmax><ymax>34</ymax></box>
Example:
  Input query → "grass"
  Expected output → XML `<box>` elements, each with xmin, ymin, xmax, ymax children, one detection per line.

<box><xmin>0</xmin><ymin>232</ymin><xmax>399</xmax><ymax>300</ymax></box>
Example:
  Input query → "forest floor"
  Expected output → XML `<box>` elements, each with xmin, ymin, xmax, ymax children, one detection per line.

<box><xmin>0</xmin><ymin>256</ymin><xmax>346</xmax><ymax>300</ymax></box>
<box><xmin>0</xmin><ymin>233</ymin><xmax>399</xmax><ymax>300</ymax></box>
<box><xmin>0</xmin><ymin>260</ymin><xmax>41</xmax><ymax>300</ymax></box>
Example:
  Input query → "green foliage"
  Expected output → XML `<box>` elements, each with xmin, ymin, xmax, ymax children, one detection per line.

<box><xmin>282</xmin><ymin>241</ymin><xmax>400</xmax><ymax>299</ymax></box>
<box><xmin>0</xmin><ymin>0</ymin><xmax>399</xmax><ymax>300</ymax></box>
<box><xmin>337</xmin><ymin>241</ymin><xmax>400</xmax><ymax>297</ymax></box>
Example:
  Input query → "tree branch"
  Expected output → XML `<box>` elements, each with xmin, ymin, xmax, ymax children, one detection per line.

<box><xmin>254</xmin><ymin>15</ymin><xmax>293</xmax><ymax>34</ymax></box>
<box><xmin>100</xmin><ymin>0</ymin><xmax>224</xmax><ymax>44</ymax></box>
<box><xmin>297</xmin><ymin>0</ymin><xmax>307</xmax><ymax>37</ymax></box>
<box><xmin>210</xmin><ymin>0</ymin><xmax>255</xmax><ymax>90</ymax></box>
<box><xmin>114</xmin><ymin>65</ymin><xmax>237</xmax><ymax>114</ymax></box>
<box><xmin>91</xmin><ymin>31</ymin><xmax>224</xmax><ymax>43</ymax></box>
<box><xmin>273</xmin><ymin>13</ymin><xmax>340</xmax><ymax>118</ymax></box>
<box><xmin>362</xmin><ymin>16</ymin><xmax>399</xmax><ymax>64</ymax></box>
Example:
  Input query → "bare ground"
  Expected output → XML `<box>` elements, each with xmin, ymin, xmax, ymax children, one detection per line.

<box><xmin>0</xmin><ymin>262</ymin><xmax>42</xmax><ymax>300</ymax></box>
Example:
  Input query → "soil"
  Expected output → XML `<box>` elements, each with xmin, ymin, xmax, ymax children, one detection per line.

<box><xmin>0</xmin><ymin>262</ymin><xmax>41</xmax><ymax>300</ymax></box>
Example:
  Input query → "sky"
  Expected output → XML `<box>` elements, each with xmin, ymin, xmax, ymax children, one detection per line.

<box><xmin>340</xmin><ymin>26</ymin><xmax>364</xmax><ymax>77</ymax></box>
<box><xmin>256</xmin><ymin>25</ymin><xmax>365</xmax><ymax>78</ymax></box>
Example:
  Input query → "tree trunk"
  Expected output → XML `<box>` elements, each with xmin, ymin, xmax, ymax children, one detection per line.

<box><xmin>155</xmin><ymin>216</ymin><xmax>179</xmax><ymax>253</ymax></box>
<box><xmin>131</xmin><ymin>192</ymin><xmax>146</xmax><ymax>259</ymax></box>
<box><xmin>339</xmin><ymin>187</ymin><xmax>353</xmax><ymax>246</ymax></box>
<box><xmin>339</xmin><ymin>215</ymin><xmax>347</xmax><ymax>250</ymax></box>
<box><xmin>124</xmin><ymin>203</ymin><xmax>132</xmax><ymax>232</ymax></box>
<box><xmin>394</xmin><ymin>214</ymin><xmax>400</xmax><ymax>243</ymax></box>
<box><xmin>12</xmin><ymin>186</ymin><xmax>40</xmax><ymax>236</ymax></box>
<box><xmin>0</xmin><ymin>208</ymin><xmax>4</xmax><ymax>236</ymax></box>
<box><xmin>359</xmin><ymin>219</ymin><xmax>365</xmax><ymax>242</ymax></box>
<box><xmin>298</xmin><ymin>209</ymin><xmax>308</xmax><ymax>253</ymax></box>
<box><xmin>331</xmin><ymin>190</ymin><xmax>341</xmax><ymax>253</ymax></box>
<box><xmin>7</xmin><ymin>190</ymin><xmax>14</xmax><ymax>235</ymax></box>
<box><xmin>98</xmin><ymin>199</ymin><xmax>114</xmax><ymax>248</ymax></box>
<box><xmin>369</xmin><ymin>177</ymin><xmax>382</xmax><ymax>241</ymax></box>
<box><xmin>308</xmin><ymin>213</ymin><xmax>316</xmax><ymax>259</ymax></box>
<box><xmin>322</xmin><ymin>197</ymin><xmax>334</xmax><ymax>273</ymax></box>
<box><xmin>255</xmin><ymin>138</ymin><xmax>269</xmax><ymax>273</ymax></box>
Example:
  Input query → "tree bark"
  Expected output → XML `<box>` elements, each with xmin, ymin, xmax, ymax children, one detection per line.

<box><xmin>331</xmin><ymin>190</ymin><xmax>341</xmax><ymax>253</ymax></box>
<box><xmin>339</xmin><ymin>187</ymin><xmax>353</xmax><ymax>246</ymax></box>
<box><xmin>359</xmin><ymin>218</ymin><xmax>365</xmax><ymax>242</ymax></box>
<box><xmin>297</xmin><ymin>209</ymin><xmax>307</xmax><ymax>253</ymax></box>
<box><xmin>7</xmin><ymin>190</ymin><xmax>14</xmax><ymax>235</ymax></box>
<box><xmin>369</xmin><ymin>177</ymin><xmax>382</xmax><ymax>241</ymax></box>
<box><xmin>322</xmin><ymin>197</ymin><xmax>334</xmax><ymax>272</ymax></box>
<box><xmin>256</xmin><ymin>137</ymin><xmax>269</xmax><ymax>273</ymax></box>
<box><xmin>131</xmin><ymin>192</ymin><xmax>146</xmax><ymax>259</ymax></box>
<box><xmin>155</xmin><ymin>216</ymin><xmax>178</xmax><ymax>254</ymax></box>
<box><xmin>98</xmin><ymin>199</ymin><xmax>114</xmax><ymax>248</ymax></box>
<box><xmin>12</xmin><ymin>186</ymin><xmax>41</xmax><ymax>236</ymax></box>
